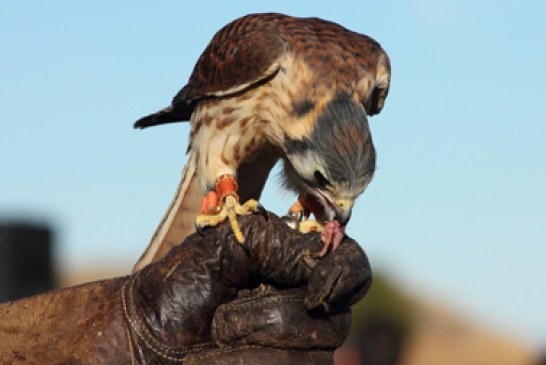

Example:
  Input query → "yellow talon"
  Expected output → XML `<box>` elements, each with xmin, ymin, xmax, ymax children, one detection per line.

<box><xmin>225</xmin><ymin>195</ymin><xmax>246</xmax><ymax>244</ymax></box>
<box><xmin>297</xmin><ymin>220</ymin><xmax>324</xmax><ymax>234</ymax></box>
<box><xmin>232</xmin><ymin>198</ymin><xmax>263</xmax><ymax>243</ymax></box>
<box><xmin>196</xmin><ymin>194</ymin><xmax>262</xmax><ymax>245</ymax></box>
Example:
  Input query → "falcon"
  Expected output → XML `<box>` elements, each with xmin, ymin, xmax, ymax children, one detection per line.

<box><xmin>132</xmin><ymin>13</ymin><xmax>390</xmax><ymax>272</ymax></box>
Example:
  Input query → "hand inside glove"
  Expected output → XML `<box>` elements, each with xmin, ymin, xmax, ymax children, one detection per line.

<box><xmin>0</xmin><ymin>212</ymin><xmax>372</xmax><ymax>365</ymax></box>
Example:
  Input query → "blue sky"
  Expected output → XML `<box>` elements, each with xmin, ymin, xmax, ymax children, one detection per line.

<box><xmin>1</xmin><ymin>0</ymin><xmax>545</xmax><ymax>349</ymax></box>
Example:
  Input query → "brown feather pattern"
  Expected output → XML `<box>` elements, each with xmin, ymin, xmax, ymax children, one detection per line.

<box><xmin>133</xmin><ymin>13</ymin><xmax>391</xmax><ymax>272</ymax></box>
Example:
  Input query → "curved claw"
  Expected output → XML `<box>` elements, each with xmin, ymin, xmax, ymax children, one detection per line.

<box><xmin>194</xmin><ymin>223</ymin><xmax>206</xmax><ymax>238</ymax></box>
<box><xmin>281</xmin><ymin>215</ymin><xmax>300</xmax><ymax>230</ymax></box>
<box><xmin>239</xmin><ymin>240</ymin><xmax>251</xmax><ymax>257</ymax></box>
<box><xmin>195</xmin><ymin>192</ymin><xmax>264</xmax><ymax>246</ymax></box>
<box><xmin>255</xmin><ymin>202</ymin><xmax>268</xmax><ymax>219</ymax></box>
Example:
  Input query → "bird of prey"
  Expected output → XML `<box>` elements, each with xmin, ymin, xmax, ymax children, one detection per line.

<box><xmin>132</xmin><ymin>12</ymin><xmax>390</xmax><ymax>272</ymax></box>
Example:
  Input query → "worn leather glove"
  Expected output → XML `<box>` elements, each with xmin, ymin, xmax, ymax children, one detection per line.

<box><xmin>0</xmin><ymin>212</ymin><xmax>371</xmax><ymax>364</ymax></box>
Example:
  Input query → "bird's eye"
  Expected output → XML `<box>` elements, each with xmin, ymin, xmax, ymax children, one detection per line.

<box><xmin>313</xmin><ymin>170</ymin><xmax>330</xmax><ymax>188</ymax></box>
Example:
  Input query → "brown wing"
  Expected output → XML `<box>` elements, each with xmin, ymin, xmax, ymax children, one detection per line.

<box><xmin>135</xmin><ymin>15</ymin><xmax>286</xmax><ymax>129</ymax></box>
<box><xmin>173</xmin><ymin>15</ymin><xmax>287</xmax><ymax>104</ymax></box>
<box><xmin>179</xmin><ymin>12</ymin><xmax>390</xmax><ymax>108</ymax></box>
<box><xmin>184</xmin><ymin>12</ymin><xmax>390</xmax><ymax>116</ymax></box>
<box><xmin>135</xmin><ymin>13</ymin><xmax>390</xmax><ymax>129</ymax></box>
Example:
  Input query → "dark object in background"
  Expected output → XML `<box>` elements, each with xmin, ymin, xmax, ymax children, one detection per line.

<box><xmin>0</xmin><ymin>222</ymin><xmax>55</xmax><ymax>303</ymax></box>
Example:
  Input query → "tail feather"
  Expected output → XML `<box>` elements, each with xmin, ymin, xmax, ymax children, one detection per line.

<box><xmin>132</xmin><ymin>155</ymin><xmax>201</xmax><ymax>272</ymax></box>
<box><xmin>133</xmin><ymin>105</ymin><xmax>192</xmax><ymax>129</ymax></box>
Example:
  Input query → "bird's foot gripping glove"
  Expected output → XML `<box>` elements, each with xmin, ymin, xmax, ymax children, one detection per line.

<box><xmin>0</xmin><ymin>212</ymin><xmax>371</xmax><ymax>365</ymax></box>
<box><xmin>122</xmin><ymin>212</ymin><xmax>371</xmax><ymax>364</ymax></box>
<box><xmin>196</xmin><ymin>174</ymin><xmax>265</xmax><ymax>244</ymax></box>
<box><xmin>284</xmin><ymin>195</ymin><xmax>346</xmax><ymax>257</ymax></box>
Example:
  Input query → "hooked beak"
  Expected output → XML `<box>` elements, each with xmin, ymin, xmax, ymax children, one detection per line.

<box><xmin>311</xmin><ymin>191</ymin><xmax>354</xmax><ymax>227</ymax></box>
<box><xmin>331</xmin><ymin>198</ymin><xmax>353</xmax><ymax>226</ymax></box>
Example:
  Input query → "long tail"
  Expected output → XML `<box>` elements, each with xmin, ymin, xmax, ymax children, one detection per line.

<box><xmin>132</xmin><ymin>154</ymin><xmax>201</xmax><ymax>272</ymax></box>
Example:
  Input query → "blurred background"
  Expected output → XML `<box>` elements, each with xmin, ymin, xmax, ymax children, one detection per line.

<box><xmin>1</xmin><ymin>1</ymin><xmax>544</xmax><ymax>364</ymax></box>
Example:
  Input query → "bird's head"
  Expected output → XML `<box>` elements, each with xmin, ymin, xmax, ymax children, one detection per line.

<box><xmin>282</xmin><ymin>93</ymin><xmax>376</xmax><ymax>227</ymax></box>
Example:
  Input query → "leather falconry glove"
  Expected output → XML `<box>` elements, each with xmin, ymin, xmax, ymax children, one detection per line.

<box><xmin>0</xmin><ymin>212</ymin><xmax>372</xmax><ymax>364</ymax></box>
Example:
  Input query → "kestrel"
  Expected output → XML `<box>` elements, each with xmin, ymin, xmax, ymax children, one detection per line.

<box><xmin>132</xmin><ymin>13</ymin><xmax>390</xmax><ymax>272</ymax></box>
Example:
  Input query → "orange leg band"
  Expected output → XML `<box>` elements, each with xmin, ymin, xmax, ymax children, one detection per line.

<box><xmin>200</xmin><ymin>191</ymin><xmax>219</xmax><ymax>214</ymax></box>
<box><xmin>205</xmin><ymin>191</ymin><xmax>218</xmax><ymax>213</ymax></box>
<box><xmin>216</xmin><ymin>174</ymin><xmax>239</xmax><ymax>205</ymax></box>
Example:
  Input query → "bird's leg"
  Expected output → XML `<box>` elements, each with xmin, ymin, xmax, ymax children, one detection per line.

<box><xmin>200</xmin><ymin>191</ymin><xmax>220</xmax><ymax>214</ymax></box>
<box><xmin>195</xmin><ymin>174</ymin><xmax>263</xmax><ymax>244</ymax></box>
